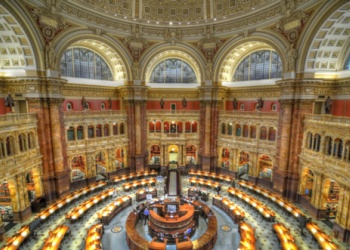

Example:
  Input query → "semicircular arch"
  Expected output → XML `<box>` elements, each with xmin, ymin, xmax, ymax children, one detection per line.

<box><xmin>54</xmin><ymin>30</ymin><xmax>131</xmax><ymax>82</ymax></box>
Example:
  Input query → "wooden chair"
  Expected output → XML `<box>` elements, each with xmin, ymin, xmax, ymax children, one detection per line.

<box><xmin>149</xmin><ymin>237</ymin><xmax>168</xmax><ymax>250</ymax></box>
<box><xmin>176</xmin><ymin>236</ymin><xmax>193</xmax><ymax>250</ymax></box>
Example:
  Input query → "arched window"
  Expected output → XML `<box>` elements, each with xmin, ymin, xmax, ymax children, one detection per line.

<box><xmin>96</xmin><ymin>124</ymin><xmax>102</xmax><ymax>137</ymax></box>
<box><xmin>177</xmin><ymin>122</ymin><xmax>182</xmax><ymax>133</ymax></box>
<box><xmin>233</xmin><ymin>50</ymin><xmax>282</xmax><ymax>81</ymax></box>
<box><xmin>306</xmin><ymin>132</ymin><xmax>313</xmax><ymax>149</ymax></box>
<box><xmin>243</xmin><ymin>125</ymin><xmax>249</xmax><ymax>138</ymax></box>
<box><xmin>324</xmin><ymin>136</ymin><xmax>332</xmax><ymax>156</ymax></box>
<box><xmin>104</xmin><ymin>124</ymin><xmax>109</xmax><ymax>136</ymax></box>
<box><xmin>268</xmin><ymin>127</ymin><xmax>276</xmax><ymax>141</ymax></box>
<box><xmin>6</xmin><ymin>136</ymin><xmax>15</xmax><ymax>156</ymax></box>
<box><xmin>77</xmin><ymin>126</ymin><xmax>84</xmax><ymax>140</ymax></box>
<box><xmin>18</xmin><ymin>133</ymin><xmax>27</xmax><ymax>152</ymax></box>
<box><xmin>66</xmin><ymin>102</ymin><xmax>73</xmax><ymax>111</ymax></box>
<box><xmin>191</xmin><ymin>122</ymin><xmax>197</xmax><ymax>133</ymax></box>
<box><xmin>227</xmin><ymin>123</ymin><xmax>233</xmax><ymax>135</ymax></box>
<box><xmin>271</xmin><ymin>103</ymin><xmax>277</xmax><ymax>111</ymax></box>
<box><xmin>240</xmin><ymin>103</ymin><xmax>245</xmax><ymax>110</ymax></box>
<box><xmin>88</xmin><ymin>125</ymin><xmax>94</xmax><ymax>138</ymax></box>
<box><xmin>345</xmin><ymin>141</ymin><xmax>350</xmax><ymax>162</ymax></box>
<box><xmin>67</xmin><ymin>126</ymin><xmax>75</xmax><ymax>141</ymax></box>
<box><xmin>235</xmin><ymin>124</ymin><xmax>241</xmax><ymax>136</ymax></box>
<box><xmin>221</xmin><ymin>123</ymin><xmax>226</xmax><ymax>134</ymax></box>
<box><xmin>313</xmin><ymin>134</ymin><xmax>321</xmax><ymax>152</ymax></box>
<box><xmin>0</xmin><ymin>139</ymin><xmax>5</xmax><ymax>158</ymax></box>
<box><xmin>113</xmin><ymin>123</ymin><xmax>118</xmax><ymax>135</ymax></box>
<box><xmin>149</xmin><ymin>59</ymin><xmax>197</xmax><ymax>83</ymax></box>
<box><xmin>260</xmin><ymin>126</ymin><xmax>267</xmax><ymax>140</ymax></box>
<box><xmin>60</xmin><ymin>48</ymin><xmax>113</xmax><ymax>80</ymax></box>
<box><xmin>333</xmin><ymin>138</ymin><xmax>343</xmax><ymax>158</ymax></box>
<box><xmin>149</xmin><ymin>121</ymin><xmax>155</xmax><ymax>133</ymax></box>
<box><xmin>250</xmin><ymin>126</ymin><xmax>256</xmax><ymax>138</ymax></box>
<box><xmin>164</xmin><ymin>121</ymin><xmax>169</xmax><ymax>133</ymax></box>
<box><xmin>28</xmin><ymin>132</ymin><xmax>35</xmax><ymax>149</ymax></box>
<box><xmin>344</xmin><ymin>53</ymin><xmax>350</xmax><ymax>70</ymax></box>
<box><xmin>120</xmin><ymin>123</ymin><xmax>125</xmax><ymax>134</ymax></box>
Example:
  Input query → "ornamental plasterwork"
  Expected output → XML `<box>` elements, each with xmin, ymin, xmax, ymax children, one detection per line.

<box><xmin>148</xmin><ymin>90</ymin><xmax>198</xmax><ymax>99</ymax></box>
<box><xmin>123</xmin><ymin>25</ymin><xmax>150</xmax><ymax>60</ymax></box>
<box><xmin>274</xmin><ymin>10</ymin><xmax>310</xmax><ymax>44</ymax></box>
<box><xmin>197</xmin><ymin>34</ymin><xmax>222</xmax><ymax>60</ymax></box>
<box><xmin>229</xmin><ymin>86</ymin><xmax>281</xmax><ymax>98</ymax></box>
<box><xmin>27</xmin><ymin>4</ymin><xmax>71</xmax><ymax>43</ymax></box>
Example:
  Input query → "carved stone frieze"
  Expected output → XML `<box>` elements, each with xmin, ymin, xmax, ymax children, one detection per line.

<box><xmin>229</xmin><ymin>86</ymin><xmax>281</xmax><ymax>98</ymax></box>
<box><xmin>62</xmin><ymin>84</ymin><xmax>118</xmax><ymax>98</ymax></box>
<box><xmin>123</xmin><ymin>25</ymin><xmax>150</xmax><ymax>60</ymax></box>
<box><xmin>274</xmin><ymin>10</ymin><xmax>310</xmax><ymax>43</ymax></box>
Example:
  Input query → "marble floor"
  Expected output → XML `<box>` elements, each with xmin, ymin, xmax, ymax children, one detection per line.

<box><xmin>1</xmin><ymin>175</ymin><xmax>349</xmax><ymax>250</ymax></box>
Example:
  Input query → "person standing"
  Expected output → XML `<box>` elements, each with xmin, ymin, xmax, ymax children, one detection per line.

<box><xmin>216</xmin><ymin>185</ymin><xmax>221</xmax><ymax>195</ymax></box>
<box><xmin>143</xmin><ymin>207</ymin><xmax>150</xmax><ymax>225</ymax></box>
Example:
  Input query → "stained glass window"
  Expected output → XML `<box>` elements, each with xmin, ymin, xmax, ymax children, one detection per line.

<box><xmin>60</xmin><ymin>48</ymin><xmax>113</xmax><ymax>80</ymax></box>
<box><xmin>150</xmin><ymin>59</ymin><xmax>197</xmax><ymax>83</ymax></box>
<box><xmin>233</xmin><ymin>50</ymin><xmax>282</xmax><ymax>81</ymax></box>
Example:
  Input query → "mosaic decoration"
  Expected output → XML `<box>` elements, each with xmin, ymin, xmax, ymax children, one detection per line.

<box><xmin>220</xmin><ymin>225</ymin><xmax>232</xmax><ymax>232</ymax></box>
<box><xmin>111</xmin><ymin>225</ymin><xmax>123</xmax><ymax>233</ymax></box>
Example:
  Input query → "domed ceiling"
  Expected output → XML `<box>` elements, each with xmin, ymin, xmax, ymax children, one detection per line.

<box><xmin>71</xmin><ymin>0</ymin><xmax>276</xmax><ymax>25</ymax></box>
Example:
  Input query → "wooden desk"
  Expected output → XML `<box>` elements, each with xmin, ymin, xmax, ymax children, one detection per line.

<box><xmin>126</xmin><ymin>211</ymin><xmax>149</xmax><ymax>250</ymax></box>
<box><xmin>189</xmin><ymin>178</ymin><xmax>220</xmax><ymax>190</ymax></box>
<box><xmin>227</xmin><ymin>187</ymin><xmax>275</xmax><ymax>221</ymax></box>
<box><xmin>306</xmin><ymin>222</ymin><xmax>338</xmax><ymax>250</ymax></box>
<box><xmin>136</xmin><ymin>188</ymin><xmax>157</xmax><ymax>202</ymax></box>
<box><xmin>212</xmin><ymin>196</ymin><xmax>244</xmax><ymax>223</ymax></box>
<box><xmin>98</xmin><ymin>196</ymin><xmax>132</xmax><ymax>225</ymax></box>
<box><xmin>176</xmin><ymin>237</ymin><xmax>193</xmax><ymax>250</ymax></box>
<box><xmin>2</xmin><ymin>225</ymin><xmax>30</xmax><ymax>250</ymax></box>
<box><xmin>42</xmin><ymin>225</ymin><xmax>70</xmax><ymax>250</ymax></box>
<box><xmin>85</xmin><ymin>223</ymin><xmax>103</xmax><ymax>250</ymax></box>
<box><xmin>273</xmin><ymin>223</ymin><xmax>298</xmax><ymax>250</ymax></box>
<box><xmin>149</xmin><ymin>237</ymin><xmax>168</xmax><ymax>250</ymax></box>
<box><xmin>188</xmin><ymin>170</ymin><xmax>233</xmax><ymax>183</ymax></box>
<box><xmin>123</xmin><ymin>178</ymin><xmax>156</xmax><ymax>191</ymax></box>
<box><xmin>239</xmin><ymin>221</ymin><xmax>256</xmax><ymax>250</ymax></box>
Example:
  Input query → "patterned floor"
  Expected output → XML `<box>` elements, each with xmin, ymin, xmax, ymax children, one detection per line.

<box><xmin>0</xmin><ymin>174</ymin><xmax>349</xmax><ymax>250</ymax></box>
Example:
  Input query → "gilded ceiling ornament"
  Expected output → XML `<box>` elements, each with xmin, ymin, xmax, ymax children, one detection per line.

<box><xmin>164</xmin><ymin>28</ymin><xmax>182</xmax><ymax>46</ymax></box>
<box><xmin>28</xmin><ymin>4</ymin><xmax>70</xmax><ymax>43</ymax></box>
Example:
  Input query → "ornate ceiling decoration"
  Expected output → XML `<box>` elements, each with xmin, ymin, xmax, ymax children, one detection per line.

<box><xmin>306</xmin><ymin>2</ymin><xmax>350</xmax><ymax>72</ymax></box>
<box><xmin>0</xmin><ymin>5</ymin><xmax>35</xmax><ymax>69</ymax></box>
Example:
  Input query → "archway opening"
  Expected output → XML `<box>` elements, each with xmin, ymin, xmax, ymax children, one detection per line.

<box><xmin>95</xmin><ymin>152</ymin><xmax>107</xmax><ymax>180</ymax></box>
<box><xmin>150</xmin><ymin>145</ymin><xmax>160</xmax><ymax>165</ymax></box>
<box><xmin>71</xmin><ymin>156</ymin><xmax>86</xmax><ymax>182</ymax></box>
<box><xmin>258</xmin><ymin>155</ymin><xmax>273</xmax><ymax>181</ymax></box>
<box><xmin>186</xmin><ymin>145</ymin><xmax>197</xmax><ymax>165</ymax></box>
<box><xmin>168</xmin><ymin>145</ymin><xmax>178</xmax><ymax>165</ymax></box>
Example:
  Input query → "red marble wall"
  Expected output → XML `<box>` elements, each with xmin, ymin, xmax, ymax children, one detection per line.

<box><xmin>62</xmin><ymin>99</ymin><xmax>120</xmax><ymax>111</ymax></box>
<box><xmin>332</xmin><ymin>100</ymin><xmax>350</xmax><ymax>117</ymax></box>
<box><xmin>0</xmin><ymin>99</ymin><xmax>5</xmax><ymax>115</ymax></box>
<box><xmin>146</xmin><ymin>100</ymin><xmax>200</xmax><ymax>110</ymax></box>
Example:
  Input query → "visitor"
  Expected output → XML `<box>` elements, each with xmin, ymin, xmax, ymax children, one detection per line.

<box><xmin>216</xmin><ymin>185</ymin><xmax>221</xmax><ymax>195</ymax></box>
<box><xmin>143</xmin><ymin>207</ymin><xmax>150</xmax><ymax>225</ymax></box>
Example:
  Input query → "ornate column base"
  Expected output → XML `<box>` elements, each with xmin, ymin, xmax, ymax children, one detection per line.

<box><xmin>135</xmin><ymin>155</ymin><xmax>146</xmax><ymax>172</ymax></box>
<box><xmin>248</xmin><ymin>176</ymin><xmax>258</xmax><ymax>185</ymax></box>
<box><xmin>13</xmin><ymin>205</ymin><xmax>32</xmax><ymax>222</ymax></box>
<box><xmin>42</xmin><ymin>175</ymin><xmax>57</xmax><ymax>204</ymax></box>
<box><xmin>285</xmin><ymin>174</ymin><xmax>300</xmax><ymax>202</ymax></box>
<box><xmin>333</xmin><ymin>222</ymin><xmax>350</xmax><ymax>243</ymax></box>
<box><xmin>272</xmin><ymin>169</ymin><xmax>288</xmax><ymax>197</ymax></box>
<box><xmin>86</xmin><ymin>177</ymin><xmax>97</xmax><ymax>186</ymax></box>
<box><xmin>200</xmin><ymin>155</ymin><xmax>211</xmax><ymax>172</ymax></box>
<box><xmin>298</xmin><ymin>195</ymin><xmax>327</xmax><ymax>219</ymax></box>
<box><xmin>54</xmin><ymin>171</ymin><xmax>70</xmax><ymax>198</ymax></box>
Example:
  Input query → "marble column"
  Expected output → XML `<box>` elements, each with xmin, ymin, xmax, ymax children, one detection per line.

<box><xmin>199</xmin><ymin>101</ymin><xmax>212</xmax><ymax>171</ymax></box>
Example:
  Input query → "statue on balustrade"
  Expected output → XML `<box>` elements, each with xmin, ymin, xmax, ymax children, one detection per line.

<box><xmin>182</xmin><ymin>97</ymin><xmax>187</xmax><ymax>108</ymax></box>
<box><xmin>4</xmin><ymin>93</ymin><xmax>15</xmax><ymax>109</ymax></box>
<box><xmin>108</xmin><ymin>97</ymin><xmax>112</xmax><ymax>109</ymax></box>
<box><xmin>324</xmin><ymin>96</ymin><xmax>332</xmax><ymax>114</ymax></box>
<box><xmin>256</xmin><ymin>97</ymin><xmax>264</xmax><ymax>111</ymax></box>
<box><xmin>233</xmin><ymin>97</ymin><xmax>238</xmax><ymax>110</ymax></box>
<box><xmin>82</xmin><ymin>96</ymin><xmax>88</xmax><ymax>110</ymax></box>
<box><xmin>160</xmin><ymin>98</ymin><xmax>164</xmax><ymax>109</ymax></box>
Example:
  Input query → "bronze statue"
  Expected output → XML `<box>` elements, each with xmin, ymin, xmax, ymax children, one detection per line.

<box><xmin>257</xmin><ymin>97</ymin><xmax>264</xmax><ymax>111</ymax></box>
<box><xmin>108</xmin><ymin>97</ymin><xmax>112</xmax><ymax>109</ymax></box>
<box><xmin>82</xmin><ymin>96</ymin><xmax>88</xmax><ymax>110</ymax></box>
<box><xmin>182</xmin><ymin>97</ymin><xmax>187</xmax><ymax>108</ymax></box>
<box><xmin>4</xmin><ymin>93</ymin><xmax>15</xmax><ymax>108</ymax></box>
<box><xmin>233</xmin><ymin>98</ymin><xmax>238</xmax><ymax>110</ymax></box>
<box><xmin>325</xmin><ymin>96</ymin><xmax>332</xmax><ymax>114</ymax></box>
<box><xmin>160</xmin><ymin>98</ymin><xmax>164</xmax><ymax>109</ymax></box>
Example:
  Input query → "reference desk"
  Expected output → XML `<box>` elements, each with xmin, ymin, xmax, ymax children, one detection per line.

<box><xmin>42</xmin><ymin>225</ymin><xmax>70</xmax><ymax>250</ymax></box>
<box><xmin>239</xmin><ymin>221</ymin><xmax>256</xmax><ymax>250</ymax></box>
<box><xmin>188</xmin><ymin>170</ymin><xmax>233</xmax><ymax>183</ymax></box>
<box><xmin>136</xmin><ymin>188</ymin><xmax>157</xmax><ymax>202</ymax></box>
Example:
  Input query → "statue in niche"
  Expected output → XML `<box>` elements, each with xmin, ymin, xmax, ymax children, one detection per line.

<box><xmin>160</xmin><ymin>98</ymin><xmax>164</xmax><ymax>109</ymax></box>
<box><xmin>182</xmin><ymin>97</ymin><xmax>187</xmax><ymax>108</ymax></box>
<box><xmin>232</xmin><ymin>98</ymin><xmax>238</xmax><ymax>110</ymax></box>
<box><xmin>4</xmin><ymin>93</ymin><xmax>15</xmax><ymax>109</ymax></box>
<box><xmin>205</xmin><ymin>59</ymin><xmax>213</xmax><ymax>80</ymax></box>
<box><xmin>108</xmin><ymin>97</ymin><xmax>112</xmax><ymax>109</ymax></box>
<box><xmin>45</xmin><ymin>41</ymin><xmax>56</xmax><ymax>69</ymax></box>
<box><xmin>82</xmin><ymin>96</ymin><xmax>88</xmax><ymax>110</ymax></box>
<box><xmin>324</xmin><ymin>96</ymin><xmax>332</xmax><ymax>114</ymax></box>
<box><xmin>286</xmin><ymin>43</ymin><xmax>298</xmax><ymax>71</ymax></box>
<box><xmin>132</xmin><ymin>60</ymin><xmax>140</xmax><ymax>80</ymax></box>
<box><xmin>257</xmin><ymin>97</ymin><xmax>264</xmax><ymax>111</ymax></box>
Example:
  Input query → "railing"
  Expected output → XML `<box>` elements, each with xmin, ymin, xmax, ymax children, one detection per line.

<box><xmin>64</xmin><ymin>110</ymin><xmax>127</xmax><ymax>119</ymax></box>
<box><xmin>304</xmin><ymin>114</ymin><xmax>350</xmax><ymax>126</ymax></box>
<box><xmin>0</xmin><ymin>113</ymin><xmax>37</xmax><ymax>127</ymax></box>
<box><xmin>220</xmin><ymin>110</ymin><xmax>279</xmax><ymax>118</ymax></box>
